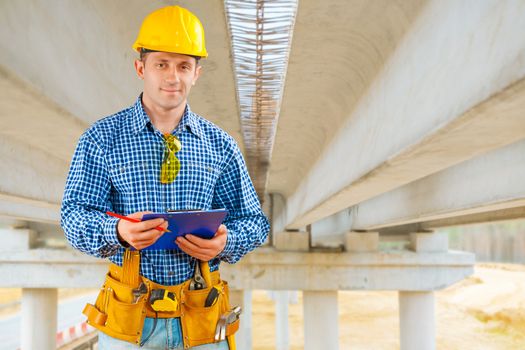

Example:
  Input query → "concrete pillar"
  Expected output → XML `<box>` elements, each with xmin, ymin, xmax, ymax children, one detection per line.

<box><xmin>21</xmin><ymin>288</ymin><xmax>57</xmax><ymax>350</ymax></box>
<box><xmin>275</xmin><ymin>291</ymin><xmax>290</xmax><ymax>350</ymax></box>
<box><xmin>230</xmin><ymin>290</ymin><xmax>252</xmax><ymax>350</ymax></box>
<box><xmin>303</xmin><ymin>291</ymin><xmax>338</xmax><ymax>350</ymax></box>
<box><xmin>399</xmin><ymin>291</ymin><xmax>435</xmax><ymax>350</ymax></box>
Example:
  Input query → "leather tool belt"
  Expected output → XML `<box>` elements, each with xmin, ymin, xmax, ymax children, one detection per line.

<box><xmin>82</xmin><ymin>250</ymin><xmax>239</xmax><ymax>348</ymax></box>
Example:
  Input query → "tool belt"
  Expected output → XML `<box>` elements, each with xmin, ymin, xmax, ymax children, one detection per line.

<box><xmin>82</xmin><ymin>250</ymin><xmax>240</xmax><ymax>348</ymax></box>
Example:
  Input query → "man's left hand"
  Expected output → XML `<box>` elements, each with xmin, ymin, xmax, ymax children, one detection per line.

<box><xmin>176</xmin><ymin>224</ymin><xmax>228</xmax><ymax>261</ymax></box>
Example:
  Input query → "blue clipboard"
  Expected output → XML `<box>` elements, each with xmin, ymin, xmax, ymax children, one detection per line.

<box><xmin>141</xmin><ymin>209</ymin><xmax>228</xmax><ymax>250</ymax></box>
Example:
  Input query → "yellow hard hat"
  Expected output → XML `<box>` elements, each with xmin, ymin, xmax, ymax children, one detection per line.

<box><xmin>132</xmin><ymin>6</ymin><xmax>208</xmax><ymax>58</ymax></box>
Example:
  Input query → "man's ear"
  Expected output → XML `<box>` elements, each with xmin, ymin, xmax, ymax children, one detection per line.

<box><xmin>134</xmin><ymin>59</ymin><xmax>145</xmax><ymax>79</ymax></box>
<box><xmin>192</xmin><ymin>65</ymin><xmax>202</xmax><ymax>86</ymax></box>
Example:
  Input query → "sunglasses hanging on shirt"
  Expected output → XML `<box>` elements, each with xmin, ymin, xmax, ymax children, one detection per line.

<box><xmin>160</xmin><ymin>134</ymin><xmax>181</xmax><ymax>184</ymax></box>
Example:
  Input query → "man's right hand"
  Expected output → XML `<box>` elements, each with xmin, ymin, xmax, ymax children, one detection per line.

<box><xmin>116</xmin><ymin>211</ymin><xmax>168</xmax><ymax>250</ymax></box>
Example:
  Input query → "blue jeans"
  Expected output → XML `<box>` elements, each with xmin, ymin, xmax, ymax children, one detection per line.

<box><xmin>98</xmin><ymin>317</ymin><xmax>229</xmax><ymax>350</ymax></box>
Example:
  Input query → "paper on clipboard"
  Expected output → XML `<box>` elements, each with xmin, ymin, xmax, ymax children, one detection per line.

<box><xmin>141</xmin><ymin>209</ymin><xmax>228</xmax><ymax>250</ymax></box>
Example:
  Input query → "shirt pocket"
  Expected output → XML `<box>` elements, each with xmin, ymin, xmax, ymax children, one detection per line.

<box><xmin>109</xmin><ymin>161</ymin><xmax>153</xmax><ymax>208</ymax></box>
<box><xmin>180</xmin><ymin>162</ymin><xmax>221</xmax><ymax>200</ymax></box>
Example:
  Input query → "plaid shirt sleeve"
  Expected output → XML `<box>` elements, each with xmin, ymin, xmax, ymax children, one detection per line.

<box><xmin>213</xmin><ymin>137</ymin><xmax>270</xmax><ymax>264</ymax></box>
<box><xmin>61</xmin><ymin>131</ymin><xmax>123</xmax><ymax>258</ymax></box>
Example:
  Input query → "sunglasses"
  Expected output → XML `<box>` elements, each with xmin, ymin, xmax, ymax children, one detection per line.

<box><xmin>160</xmin><ymin>134</ymin><xmax>182</xmax><ymax>184</ymax></box>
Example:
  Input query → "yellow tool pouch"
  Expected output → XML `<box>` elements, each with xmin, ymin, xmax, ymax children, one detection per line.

<box><xmin>83</xmin><ymin>250</ymin><xmax>147</xmax><ymax>344</ymax></box>
<box><xmin>82</xmin><ymin>250</ymin><xmax>239</xmax><ymax>349</ymax></box>
<box><xmin>180</xmin><ymin>262</ymin><xmax>239</xmax><ymax>348</ymax></box>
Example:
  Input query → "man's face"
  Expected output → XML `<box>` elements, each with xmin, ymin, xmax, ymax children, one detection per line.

<box><xmin>134</xmin><ymin>51</ymin><xmax>201</xmax><ymax>112</ymax></box>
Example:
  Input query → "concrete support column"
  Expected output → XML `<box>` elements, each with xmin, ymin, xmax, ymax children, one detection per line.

<box><xmin>275</xmin><ymin>291</ymin><xmax>290</xmax><ymax>350</ymax></box>
<box><xmin>230</xmin><ymin>290</ymin><xmax>252</xmax><ymax>350</ymax></box>
<box><xmin>399</xmin><ymin>291</ymin><xmax>435</xmax><ymax>350</ymax></box>
<box><xmin>303</xmin><ymin>291</ymin><xmax>338</xmax><ymax>350</ymax></box>
<box><xmin>398</xmin><ymin>231</ymin><xmax>441</xmax><ymax>350</ymax></box>
<box><xmin>21</xmin><ymin>288</ymin><xmax>57</xmax><ymax>350</ymax></box>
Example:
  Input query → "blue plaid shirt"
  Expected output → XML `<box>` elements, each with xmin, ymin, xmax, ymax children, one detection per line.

<box><xmin>61</xmin><ymin>95</ymin><xmax>270</xmax><ymax>285</ymax></box>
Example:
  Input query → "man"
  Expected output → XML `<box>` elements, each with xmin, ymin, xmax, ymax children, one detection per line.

<box><xmin>61</xmin><ymin>5</ymin><xmax>269</xmax><ymax>349</ymax></box>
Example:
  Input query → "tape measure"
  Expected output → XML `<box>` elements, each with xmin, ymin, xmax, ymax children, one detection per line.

<box><xmin>149</xmin><ymin>289</ymin><xmax>178</xmax><ymax>312</ymax></box>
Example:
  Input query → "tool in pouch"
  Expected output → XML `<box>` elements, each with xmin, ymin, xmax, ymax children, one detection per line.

<box><xmin>149</xmin><ymin>289</ymin><xmax>178</xmax><ymax>312</ymax></box>
<box><xmin>189</xmin><ymin>258</ymin><xmax>208</xmax><ymax>290</ymax></box>
<box><xmin>189</xmin><ymin>259</ymin><xmax>221</xmax><ymax>308</ymax></box>
<box><xmin>195</xmin><ymin>260</ymin><xmax>241</xmax><ymax>343</ymax></box>
<box><xmin>150</xmin><ymin>258</ymin><xmax>208</xmax><ymax>312</ymax></box>
<box><xmin>191</xmin><ymin>260</ymin><xmax>222</xmax><ymax>308</ymax></box>
<box><xmin>179</xmin><ymin>260</ymin><xmax>240</xmax><ymax>349</ymax></box>
<box><xmin>215</xmin><ymin>305</ymin><xmax>242</xmax><ymax>341</ymax></box>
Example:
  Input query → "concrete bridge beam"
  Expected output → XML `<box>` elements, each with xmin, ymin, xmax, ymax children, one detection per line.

<box><xmin>285</xmin><ymin>1</ymin><xmax>525</xmax><ymax>229</ymax></box>
<box><xmin>0</xmin><ymin>247</ymin><xmax>474</xmax><ymax>290</ymax></box>
<box><xmin>352</xmin><ymin>138</ymin><xmax>525</xmax><ymax>231</ymax></box>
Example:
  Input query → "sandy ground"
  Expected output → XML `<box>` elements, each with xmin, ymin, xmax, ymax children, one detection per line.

<box><xmin>1</xmin><ymin>264</ymin><xmax>524</xmax><ymax>349</ymax></box>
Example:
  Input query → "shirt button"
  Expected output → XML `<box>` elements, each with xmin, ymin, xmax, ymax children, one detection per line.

<box><xmin>168</xmin><ymin>271</ymin><xmax>175</xmax><ymax>276</ymax></box>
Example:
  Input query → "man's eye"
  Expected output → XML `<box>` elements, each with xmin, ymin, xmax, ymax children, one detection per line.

<box><xmin>156</xmin><ymin>63</ymin><xmax>165</xmax><ymax>68</ymax></box>
<box><xmin>181</xmin><ymin>65</ymin><xmax>190</xmax><ymax>70</ymax></box>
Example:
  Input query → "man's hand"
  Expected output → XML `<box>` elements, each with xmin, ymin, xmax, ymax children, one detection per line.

<box><xmin>176</xmin><ymin>224</ymin><xmax>228</xmax><ymax>261</ymax></box>
<box><xmin>116</xmin><ymin>211</ymin><xmax>168</xmax><ymax>250</ymax></box>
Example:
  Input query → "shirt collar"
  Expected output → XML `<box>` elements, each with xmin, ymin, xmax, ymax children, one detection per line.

<box><xmin>176</xmin><ymin>104</ymin><xmax>203</xmax><ymax>139</ymax></box>
<box><xmin>130</xmin><ymin>94</ymin><xmax>150</xmax><ymax>134</ymax></box>
<box><xmin>131</xmin><ymin>94</ymin><xmax>202</xmax><ymax>138</ymax></box>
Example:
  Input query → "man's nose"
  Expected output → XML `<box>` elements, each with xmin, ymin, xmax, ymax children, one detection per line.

<box><xmin>165</xmin><ymin>67</ymin><xmax>180</xmax><ymax>83</ymax></box>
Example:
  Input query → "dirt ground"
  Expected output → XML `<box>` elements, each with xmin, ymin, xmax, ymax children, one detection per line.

<box><xmin>1</xmin><ymin>263</ymin><xmax>524</xmax><ymax>349</ymax></box>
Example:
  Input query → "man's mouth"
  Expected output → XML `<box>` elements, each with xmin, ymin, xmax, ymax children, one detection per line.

<box><xmin>161</xmin><ymin>88</ymin><xmax>181</xmax><ymax>93</ymax></box>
